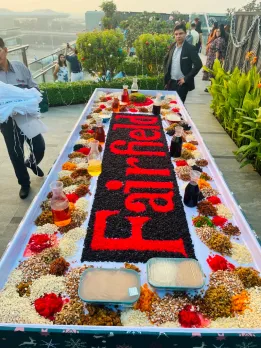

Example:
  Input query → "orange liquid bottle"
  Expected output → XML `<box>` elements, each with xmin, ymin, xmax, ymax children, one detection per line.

<box><xmin>112</xmin><ymin>97</ymin><xmax>120</xmax><ymax>112</ymax></box>
<box><xmin>50</xmin><ymin>181</ymin><xmax>71</xmax><ymax>227</ymax></box>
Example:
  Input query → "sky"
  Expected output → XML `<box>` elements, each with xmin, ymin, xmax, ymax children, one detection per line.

<box><xmin>4</xmin><ymin>0</ymin><xmax>248</xmax><ymax>15</ymax></box>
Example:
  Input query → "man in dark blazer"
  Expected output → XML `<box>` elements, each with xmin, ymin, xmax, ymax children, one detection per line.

<box><xmin>164</xmin><ymin>24</ymin><xmax>202</xmax><ymax>103</ymax></box>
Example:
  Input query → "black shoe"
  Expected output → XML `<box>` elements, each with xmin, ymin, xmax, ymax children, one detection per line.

<box><xmin>19</xmin><ymin>186</ymin><xmax>30</xmax><ymax>199</ymax></box>
<box><xmin>204</xmin><ymin>88</ymin><xmax>209</xmax><ymax>93</ymax></box>
<box><xmin>26</xmin><ymin>164</ymin><xmax>44</xmax><ymax>177</ymax></box>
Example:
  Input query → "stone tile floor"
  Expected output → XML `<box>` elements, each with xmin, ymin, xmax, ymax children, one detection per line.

<box><xmin>0</xmin><ymin>70</ymin><xmax>260</xmax><ymax>259</ymax></box>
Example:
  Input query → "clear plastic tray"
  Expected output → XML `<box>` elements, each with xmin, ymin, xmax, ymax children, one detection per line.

<box><xmin>78</xmin><ymin>268</ymin><xmax>141</xmax><ymax>305</ymax></box>
<box><xmin>147</xmin><ymin>257</ymin><xmax>205</xmax><ymax>290</ymax></box>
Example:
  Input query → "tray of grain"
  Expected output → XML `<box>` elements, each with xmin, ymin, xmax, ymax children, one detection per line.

<box><xmin>147</xmin><ymin>258</ymin><xmax>205</xmax><ymax>290</ymax></box>
<box><xmin>78</xmin><ymin>268</ymin><xmax>141</xmax><ymax>304</ymax></box>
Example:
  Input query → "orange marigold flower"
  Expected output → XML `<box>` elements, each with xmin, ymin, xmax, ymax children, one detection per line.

<box><xmin>62</xmin><ymin>162</ymin><xmax>77</xmax><ymax>171</ymax></box>
<box><xmin>257</xmin><ymin>83</ymin><xmax>261</xmax><ymax>88</ymax></box>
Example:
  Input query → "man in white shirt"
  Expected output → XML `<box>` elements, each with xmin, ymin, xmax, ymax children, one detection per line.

<box><xmin>190</xmin><ymin>23</ymin><xmax>200</xmax><ymax>46</ymax></box>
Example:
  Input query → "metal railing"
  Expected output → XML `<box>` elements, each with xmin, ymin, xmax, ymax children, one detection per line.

<box><xmin>8</xmin><ymin>45</ymin><xmax>29</xmax><ymax>67</ymax></box>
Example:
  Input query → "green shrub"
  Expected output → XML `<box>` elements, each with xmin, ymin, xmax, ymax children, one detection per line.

<box><xmin>77</xmin><ymin>30</ymin><xmax>127</xmax><ymax>76</ymax></box>
<box><xmin>39</xmin><ymin>76</ymin><xmax>164</xmax><ymax>107</ymax></box>
<box><xmin>119</xmin><ymin>56</ymin><xmax>149</xmax><ymax>76</ymax></box>
<box><xmin>134</xmin><ymin>33</ymin><xmax>172</xmax><ymax>74</ymax></box>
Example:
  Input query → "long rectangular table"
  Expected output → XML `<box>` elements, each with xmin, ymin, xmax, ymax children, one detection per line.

<box><xmin>0</xmin><ymin>89</ymin><xmax>261</xmax><ymax>348</ymax></box>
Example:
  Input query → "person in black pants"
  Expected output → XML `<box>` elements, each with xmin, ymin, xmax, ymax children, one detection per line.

<box><xmin>163</xmin><ymin>24</ymin><xmax>202</xmax><ymax>103</ymax></box>
<box><xmin>0</xmin><ymin>37</ymin><xmax>45</xmax><ymax>199</ymax></box>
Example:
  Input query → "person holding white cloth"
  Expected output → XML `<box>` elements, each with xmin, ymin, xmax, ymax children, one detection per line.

<box><xmin>0</xmin><ymin>37</ymin><xmax>47</xmax><ymax>199</ymax></box>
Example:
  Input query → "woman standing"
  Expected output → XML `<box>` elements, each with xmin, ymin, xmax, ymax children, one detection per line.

<box><xmin>203</xmin><ymin>27</ymin><xmax>226</xmax><ymax>82</ymax></box>
<box><xmin>206</xmin><ymin>22</ymin><xmax>219</xmax><ymax>54</ymax></box>
<box><xmin>53</xmin><ymin>54</ymin><xmax>68</xmax><ymax>82</ymax></box>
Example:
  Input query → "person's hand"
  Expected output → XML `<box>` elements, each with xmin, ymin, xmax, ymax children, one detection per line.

<box><xmin>178</xmin><ymin>78</ymin><xmax>185</xmax><ymax>86</ymax></box>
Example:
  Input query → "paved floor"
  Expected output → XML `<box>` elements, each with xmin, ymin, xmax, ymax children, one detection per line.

<box><xmin>0</xmin><ymin>71</ymin><xmax>260</xmax><ymax>258</ymax></box>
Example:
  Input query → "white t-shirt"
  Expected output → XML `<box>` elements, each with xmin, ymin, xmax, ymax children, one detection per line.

<box><xmin>191</xmin><ymin>29</ymin><xmax>200</xmax><ymax>46</ymax></box>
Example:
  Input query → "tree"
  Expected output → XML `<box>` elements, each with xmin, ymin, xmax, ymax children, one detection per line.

<box><xmin>119</xmin><ymin>12</ymin><xmax>174</xmax><ymax>49</ymax></box>
<box><xmin>100</xmin><ymin>0</ymin><xmax>117</xmax><ymax>29</ymax></box>
<box><xmin>134</xmin><ymin>33</ymin><xmax>173</xmax><ymax>74</ymax></box>
<box><xmin>100</xmin><ymin>0</ymin><xmax>117</xmax><ymax>17</ymax></box>
<box><xmin>77</xmin><ymin>30</ymin><xmax>127</xmax><ymax>77</ymax></box>
<box><xmin>227</xmin><ymin>0</ymin><xmax>261</xmax><ymax>17</ymax></box>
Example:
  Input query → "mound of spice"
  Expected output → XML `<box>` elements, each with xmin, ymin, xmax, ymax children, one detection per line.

<box><xmin>222</xmin><ymin>223</ymin><xmax>241</xmax><ymax>236</ymax></box>
<box><xmin>34</xmin><ymin>293</ymin><xmax>63</xmax><ymax>320</ymax></box>
<box><xmin>231</xmin><ymin>242</ymin><xmax>253</xmax><ymax>264</ymax></box>
<box><xmin>40</xmin><ymin>247</ymin><xmax>60</xmax><ymax>264</ymax></box>
<box><xmin>207</xmin><ymin>255</ymin><xmax>235</xmax><ymax>272</ymax></box>
<box><xmin>197</xmin><ymin>200</ymin><xmax>217</xmax><ymax>216</ymax></box>
<box><xmin>80</xmin><ymin>305</ymin><xmax>122</xmax><ymax>326</ymax></box>
<box><xmin>209</xmin><ymin>270</ymin><xmax>244</xmax><ymax>296</ymax></box>
<box><xmin>234</xmin><ymin>267</ymin><xmax>261</xmax><ymax>288</ymax></box>
<box><xmin>181</xmin><ymin>149</ymin><xmax>194</xmax><ymax>160</ymax></box>
<box><xmin>40</xmin><ymin>199</ymin><xmax>51</xmax><ymax>212</ymax></box>
<box><xmin>68</xmin><ymin>151</ymin><xmax>87</xmax><ymax>159</ymax></box>
<box><xmin>200</xmin><ymin>172</ymin><xmax>212</xmax><ymax>181</ymax></box>
<box><xmin>134</xmin><ymin>283</ymin><xmax>159</xmax><ymax>312</ymax></box>
<box><xmin>71</xmin><ymin>168</ymin><xmax>90</xmax><ymax>179</ymax></box>
<box><xmin>216</xmin><ymin>204</ymin><xmax>233</xmax><ymax>219</ymax></box>
<box><xmin>49</xmin><ymin>257</ymin><xmax>70</xmax><ymax>276</ymax></box>
<box><xmin>192</xmin><ymin>216</ymin><xmax>214</xmax><ymax>227</ymax></box>
<box><xmin>76</xmin><ymin>147</ymin><xmax>91</xmax><ymax>156</ymax></box>
<box><xmin>207</xmin><ymin>196</ymin><xmax>221</xmax><ymax>205</ymax></box>
<box><xmin>196</xmin><ymin>226</ymin><xmax>232</xmax><ymax>255</ymax></box>
<box><xmin>66</xmin><ymin>193</ymin><xmax>79</xmax><ymax>203</ymax></box>
<box><xmin>175</xmin><ymin>166</ymin><xmax>191</xmax><ymax>181</ymax></box>
<box><xmin>202</xmin><ymin>286</ymin><xmax>232</xmax><ymax>320</ymax></box>
<box><xmin>231</xmin><ymin>290</ymin><xmax>250</xmax><ymax>315</ymax></box>
<box><xmin>175</xmin><ymin>160</ymin><xmax>188</xmax><ymax>167</ymax></box>
<box><xmin>28</xmin><ymin>234</ymin><xmax>52</xmax><ymax>253</ymax></box>
<box><xmin>201</xmin><ymin>187</ymin><xmax>220</xmax><ymax>198</ymax></box>
<box><xmin>35</xmin><ymin>211</ymin><xmax>53</xmax><ymax>226</ymax></box>
<box><xmin>198</xmin><ymin>179</ymin><xmax>211</xmax><ymax>190</ymax></box>
<box><xmin>150</xmin><ymin>293</ymin><xmax>191</xmax><ymax>325</ymax></box>
<box><xmin>212</xmin><ymin>216</ymin><xmax>228</xmax><ymax>227</ymax></box>
<box><xmin>75</xmin><ymin>184</ymin><xmax>90</xmax><ymax>197</ymax></box>
<box><xmin>55</xmin><ymin>300</ymin><xmax>85</xmax><ymax>325</ymax></box>
<box><xmin>196</xmin><ymin>159</ymin><xmax>208</xmax><ymax>167</ymax></box>
<box><xmin>62</xmin><ymin>162</ymin><xmax>77</xmax><ymax>171</ymax></box>
<box><xmin>58</xmin><ymin>176</ymin><xmax>74</xmax><ymax>188</ymax></box>
<box><xmin>183</xmin><ymin>143</ymin><xmax>197</xmax><ymax>151</ymax></box>
<box><xmin>178</xmin><ymin>305</ymin><xmax>203</xmax><ymax>328</ymax></box>
<box><xmin>65</xmin><ymin>266</ymin><xmax>90</xmax><ymax>299</ymax></box>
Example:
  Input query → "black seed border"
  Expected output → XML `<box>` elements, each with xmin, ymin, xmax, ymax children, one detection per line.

<box><xmin>81</xmin><ymin>113</ymin><xmax>195</xmax><ymax>263</ymax></box>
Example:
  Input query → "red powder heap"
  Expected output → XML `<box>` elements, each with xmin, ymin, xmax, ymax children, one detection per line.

<box><xmin>207</xmin><ymin>196</ymin><xmax>221</xmax><ymax>205</ymax></box>
<box><xmin>212</xmin><ymin>216</ymin><xmax>228</xmax><ymax>227</ymax></box>
<box><xmin>76</xmin><ymin>147</ymin><xmax>91</xmax><ymax>156</ymax></box>
<box><xmin>99</xmin><ymin>104</ymin><xmax>106</xmax><ymax>109</ymax></box>
<box><xmin>207</xmin><ymin>254</ymin><xmax>235</xmax><ymax>272</ymax></box>
<box><xmin>66</xmin><ymin>193</ymin><xmax>79</xmax><ymax>203</ymax></box>
<box><xmin>178</xmin><ymin>305</ymin><xmax>202</xmax><ymax>328</ymax></box>
<box><xmin>175</xmin><ymin>160</ymin><xmax>188</xmax><ymax>167</ymax></box>
<box><xmin>28</xmin><ymin>234</ymin><xmax>52</xmax><ymax>253</ymax></box>
<box><xmin>34</xmin><ymin>293</ymin><xmax>63</xmax><ymax>320</ymax></box>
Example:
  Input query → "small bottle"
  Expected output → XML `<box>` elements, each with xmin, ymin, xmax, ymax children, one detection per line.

<box><xmin>170</xmin><ymin>126</ymin><xmax>183</xmax><ymax>158</ymax></box>
<box><xmin>50</xmin><ymin>181</ymin><xmax>71</xmax><ymax>227</ymax></box>
<box><xmin>112</xmin><ymin>97</ymin><xmax>120</xmax><ymax>112</ymax></box>
<box><xmin>88</xmin><ymin>139</ymin><xmax>102</xmax><ymax>176</ymax></box>
<box><xmin>95</xmin><ymin>117</ymin><xmax>105</xmax><ymax>143</ymax></box>
<box><xmin>152</xmin><ymin>93</ymin><xmax>162</xmax><ymax>116</ymax></box>
<box><xmin>131</xmin><ymin>77</ymin><xmax>138</xmax><ymax>93</ymax></box>
<box><xmin>184</xmin><ymin>170</ymin><xmax>201</xmax><ymax>208</ymax></box>
<box><xmin>121</xmin><ymin>85</ymin><xmax>129</xmax><ymax>103</ymax></box>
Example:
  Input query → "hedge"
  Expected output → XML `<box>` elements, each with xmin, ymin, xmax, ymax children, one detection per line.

<box><xmin>39</xmin><ymin>76</ymin><xmax>164</xmax><ymax>107</ymax></box>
